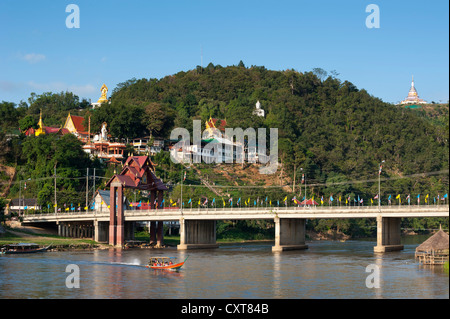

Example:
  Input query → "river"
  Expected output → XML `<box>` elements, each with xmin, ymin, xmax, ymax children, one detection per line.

<box><xmin>0</xmin><ymin>236</ymin><xmax>448</xmax><ymax>299</ymax></box>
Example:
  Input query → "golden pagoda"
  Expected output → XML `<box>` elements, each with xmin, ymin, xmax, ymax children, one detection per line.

<box><xmin>35</xmin><ymin>110</ymin><xmax>46</xmax><ymax>136</ymax></box>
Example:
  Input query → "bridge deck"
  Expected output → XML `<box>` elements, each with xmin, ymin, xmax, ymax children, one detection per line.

<box><xmin>22</xmin><ymin>205</ymin><xmax>449</xmax><ymax>223</ymax></box>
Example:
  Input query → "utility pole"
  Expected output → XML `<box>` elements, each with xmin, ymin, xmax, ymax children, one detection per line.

<box><xmin>378</xmin><ymin>160</ymin><xmax>385</xmax><ymax>212</ymax></box>
<box><xmin>181</xmin><ymin>169</ymin><xmax>183</xmax><ymax>212</ymax></box>
<box><xmin>19</xmin><ymin>180</ymin><xmax>22</xmax><ymax>216</ymax></box>
<box><xmin>93</xmin><ymin>168</ymin><xmax>96</xmax><ymax>202</ymax></box>
<box><xmin>54</xmin><ymin>165</ymin><xmax>57</xmax><ymax>214</ymax></box>
<box><xmin>86</xmin><ymin>168</ymin><xmax>89</xmax><ymax>209</ymax></box>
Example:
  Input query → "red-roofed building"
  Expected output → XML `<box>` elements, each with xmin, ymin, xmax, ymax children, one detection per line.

<box><xmin>106</xmin><ymin>156</ymin><xmax>165</xmax><ymax>191</ymax></box>
<box><xmin>23</xmin><ymin>111</ymin><xmax>70</xmax><ymax>136</ymax></box>
<box><xmin>205</xmin><ymin>116</ymin><xmax>227</xmax><ymax>133</ymax></box>
<box><xmin>63</xmin><ymin>113</ymin><xmax>90</xmax><ymax>141</ymax></box>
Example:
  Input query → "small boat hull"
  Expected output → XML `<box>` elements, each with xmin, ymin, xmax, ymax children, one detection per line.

<box><xmin>147</xmin><ymin>261</ymin><xmax>185</xmax><ymax>271</ymax></box>
<box><xmin>1</xmin><ymin>244</ymin><xmax>51</xmax><ymax>255</ymax></box>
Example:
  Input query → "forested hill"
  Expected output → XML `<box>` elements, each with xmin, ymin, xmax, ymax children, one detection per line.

<box><xmin>91</xmin><ymin>63</ymin><xmax>448</xmax><ymax>195</ymax></box>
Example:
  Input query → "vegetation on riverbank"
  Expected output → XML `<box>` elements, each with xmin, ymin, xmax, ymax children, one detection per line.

<box><xmin>0</xmin><ymin>227</ymin><xmax>98</xmax><ymax>249</ymax></box>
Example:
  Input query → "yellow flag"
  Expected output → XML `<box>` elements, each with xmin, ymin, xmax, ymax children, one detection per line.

<box><xmin>396</xmin><ymin>194</ymin><xmax>400</xmax><ymax>199</ymax></box>
<box><xmin>371</xmin><ymin>198</ymin><xmax>373</xmax><ymax>204</ymax></box>
<box><xmin>130</xmin><ymin>203</ymin><xmax>133</xmax><ymax>207</ymax></box>
<box><xmin>84</xmin><ymin>206</ymin><xmax>88</xmax><ymax>210</ymax></box>
<box><xmin>172</xmin><ymin>202</ymin><xmax>177</xmax><ymax>206</ymax></box>
<box><xmin>198</xmin><ymin>199</ymin><xmax>201</xmax><ymax>205</ymax></box>
<box><xmin>53</xmin><ymin>204</ymin><xmax>57</xmax><ymax>208</ymax></box>
<box><xmin>107</xmin><ymin>205</ymin><xmax>110</xmax><ymax>209</ymax></box>
<box><xmin>270</xmin><ymin>200</ymin><xmax>272</xmax><ymax>205</ymax></box>
<box><xmin>283</xmin><ymin>196</ymin><xmax>287</xmax><ymax>202</ymax></box>
<box><xmin>65</xmin><ymin>207</ymin><xmax>69</xmax><ymax>211</ymax></box>
<box><xmin>222</xmin><ymin>198</ymin><xmax>225</xmax><ymax>207</ymax></box>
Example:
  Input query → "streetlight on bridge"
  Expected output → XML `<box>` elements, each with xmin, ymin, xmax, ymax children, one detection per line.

<box><xmin>378</xmin><ymin>160</ymin><xmax>385</xmax><ymax>212</ymax></box>
<box><xmin>300</xmin><ymin>168</ymin><xmax>306</xmax><ymax>205</ymax></box>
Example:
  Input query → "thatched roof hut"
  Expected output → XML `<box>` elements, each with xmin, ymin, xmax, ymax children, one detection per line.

<box><xmin>416</xmin><ymin>229</ymin><xmax>449</xmax><ymax>253</ymax></box>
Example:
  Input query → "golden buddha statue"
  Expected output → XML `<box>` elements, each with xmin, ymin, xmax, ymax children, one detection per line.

<box><xmin>97</xmin><ymin>84</ymin><xmax>108</xmax><ymax>104</ymax></box>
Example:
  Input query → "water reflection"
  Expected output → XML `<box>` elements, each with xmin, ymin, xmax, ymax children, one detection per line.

<box><xmin>0</xmin><ymin>239</ymin><xmax>448</xmax><ymax>299</ymax></box>
<box><xmin>272</xmin><ymin>252</ymin><xmax>281</xmax><ymax>298</ymax></box>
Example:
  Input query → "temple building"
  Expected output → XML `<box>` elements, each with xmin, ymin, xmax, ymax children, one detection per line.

<box><xmin>24</xmin><ymin>110</ymin><xmax>69</xmax><ymax>136</ymax></box>
<box><xmin>82</xmin><ymin>122</ymin><xmax>126</xmax><ymax>162</ymax></box>
<box><xmin>170</xmin><ymin>116</ymin><xmax>248</xmax><ymax>163</ymax></box>
<box><xmin>400</xmin><ymin>76</ymin><xmax>427</xmax><ymax>105</ymax></box>
<box><xmin>63</xmin><ymin>113</ymin><xmax>89</xmax><ymax>141</ymax></box>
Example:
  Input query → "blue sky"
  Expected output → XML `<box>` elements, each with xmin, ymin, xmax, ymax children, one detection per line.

<box><xmin>0</xmin><ymin>0</ymin><xmax>448</xmax><ymax>105</ymax></box>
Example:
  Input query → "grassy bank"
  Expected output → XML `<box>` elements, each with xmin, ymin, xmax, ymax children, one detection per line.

<box><xmin>0</xmin><ymin>228</ymin><xmax>98</xmax><ymax>249</ymax></box>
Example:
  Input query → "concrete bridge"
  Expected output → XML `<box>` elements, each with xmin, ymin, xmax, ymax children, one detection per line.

<box><xmin>22</xmin><ymin>205</ymin><xmax>449</xmax><ymax>252</ymax></box>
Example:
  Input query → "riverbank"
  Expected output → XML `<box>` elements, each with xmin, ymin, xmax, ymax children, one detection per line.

<box><xmin>0</xmin><ymin>227</ymin><xmax>102</xmax><ymax>250</ymax></box>
<box><xmin>1</xmin><ymin>224</ymin><xmax>442</xmax><ymax>251</ymax></box>
<box><xmin>1</xmin><ymin>227</ymin><xmax>349</xmax><ymax>251</ymax></box>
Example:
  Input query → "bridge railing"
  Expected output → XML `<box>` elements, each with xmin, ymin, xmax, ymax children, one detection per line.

<box><xmin>22</xmin><ymin>204</ymin><xmax>448</xmax><ymax>221</ymax></box>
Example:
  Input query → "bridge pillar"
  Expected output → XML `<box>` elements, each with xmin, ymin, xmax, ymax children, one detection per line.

<box><xmin>156</xmin><ymin>190</ymin><xmax>164</xmax><ymax>247</ymax></box>
<box><xmin>149</xmin><ymin>191</ymin><xmax>157</xmax><ymax>243</ymax></box>
<box><xmin>177</xmin><ymin>219</ymin><xmax>219</xmax><ymax>250</ymax></box>
<box><xmin>94</xmin><ymin>220</ymin><xmax>109</xmax><ymax>243</ymax></box>
<box><xmin>109</xmin><ymin>184</ymin><xmax>117</xmax><ymax>246</ymax></box>
<box><xmin>272</xmin><ymin>217</ymin><xmax>308</xmax><ymax>252</ymax></box>
<box><xmin>374</xmin><ymin>216</ymin><xmax>404</xmax><ymax>252</ymax></box>
<box><xmin>116</xmin><ymin>184</ymin><xmax>124</xmax><ymax>246</ymax></box>
<box><xmin>109</xmin><ymin>182</ymin><xmax>124</xmax><ymax>247</ymax></box>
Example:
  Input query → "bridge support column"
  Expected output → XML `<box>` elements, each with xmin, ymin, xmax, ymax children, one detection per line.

<box><xmin>116</xmin><ymin>185</ymin><xmax>124</xmax><ymax>247</ymax></box>
<box><xmin>374</xmin><ymin>216</ymin><xmax>403</xmax><ymax>252</ymax></box>
<box><xmin>109</xmin><ymin>182</ymin><xmax>124</xmax><ymax>247</ymax></box>
<box><xmin>177</xmin><ymin>219</ymin><xmax>219</xmax><ymax>250</ymax></box>
<box><xmin>156</xmin><ymin>191</ymin><xmax>164</xmax><ymax>247</ymax></box>
<box><xmin>272</xmin><ymin>217</ymin><xmax>308</xmax><ymax>252</ymax></box>
<box><xmin>94</xmin><ymin>220</ymin><xmax>108</xmax><ymax>243</ymax></box>
<box><xmin>149</xmin><ymin>190</ymin><xmax>157</xmax><ymax>244</ymax></box>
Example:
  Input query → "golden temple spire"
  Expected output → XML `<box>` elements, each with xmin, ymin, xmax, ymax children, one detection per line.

<box><xmin>35</xmin><ymin>109</ymin><xmax>46</xmax><ymax>136</ymax></box>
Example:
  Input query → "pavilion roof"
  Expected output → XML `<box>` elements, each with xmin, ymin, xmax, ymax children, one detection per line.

<box><xmin>415</xmin><ymin>229</ymin><xmax>449</xmax><ymax>252</ymax></box>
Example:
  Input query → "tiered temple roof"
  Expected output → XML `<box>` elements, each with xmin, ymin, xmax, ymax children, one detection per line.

<box><xmin>400</xmin><ymin>76</ymin><xmax>427</xmax><ymax>105</ymax></box>
<box><xmin>106</xmin><ymin>156</ymin><xmax>167</xmax><ymax>191</ymax></box>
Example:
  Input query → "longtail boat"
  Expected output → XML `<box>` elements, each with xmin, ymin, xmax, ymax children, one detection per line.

<box><xmin>0</xmin><ymin>243</ymin><xmax>52</xmax><ymax>255</ymax></box>
<box><xmin>146</xmin><ymin>256</ymin><xmax>188</xmax><ymax>271</ymax></box>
